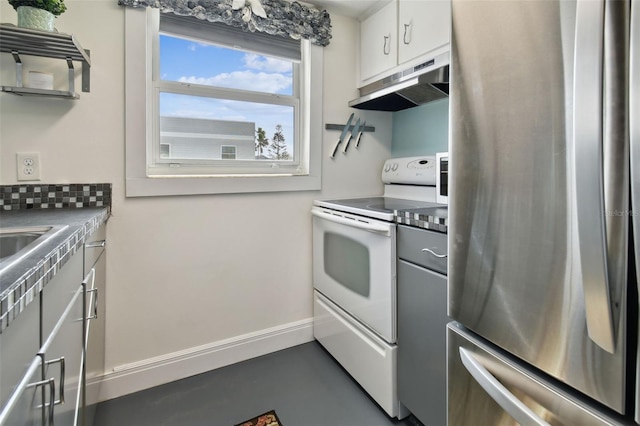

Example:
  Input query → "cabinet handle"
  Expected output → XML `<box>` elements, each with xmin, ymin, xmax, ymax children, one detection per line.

<box><xmin>403</xmin><ymin>22</ymin><xmax>412</xmax><ymax>45</ymax></box>
<box><xmin>83</xmin><ymin>268</ymin><xmax>98</xmax><ymax>320</ymax></box>
<box><xmin>86</xmin><ymin>240</ymin><xmax>106</xmax><ymax>249</ymax></box>
<box><xmin>383</xmin><ymin>34</ymin><xmax>391</xmax><ymax>55</ymax></box>
<box><xmin>45</xmin><ymin>356</ymin><xmax>65</xmax><ymax>406</ymax></box>
<box><xmin>28</xmin><ymin>377</ymin><xmax>56</xmax><ymax>425</ymax></box>
<box><xmin>422</xmin><ymin>248</ymin><xmax>447</xmax><ymax>258</ymax></box>
<box><xmin>86</xmin><ymin>288</ymin><xmax>99</xmax><ymax>320</ymax></box>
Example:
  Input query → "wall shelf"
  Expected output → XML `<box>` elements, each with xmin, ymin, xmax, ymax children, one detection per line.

<box><xmin>0</xmin><ymin>24</ymin><xmax>91</xmax><ymax>97</ymax></box>
<box><xmin>0</xmin><ymin>86</ymin><xmax>79</xmax><ymax>99</ymax></box>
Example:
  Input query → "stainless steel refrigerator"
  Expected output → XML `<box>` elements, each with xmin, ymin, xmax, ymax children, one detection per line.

<box><xmin>448</xmin><ymin>0</ymin><xmax>639</xmax><ymax>424</ymax></box>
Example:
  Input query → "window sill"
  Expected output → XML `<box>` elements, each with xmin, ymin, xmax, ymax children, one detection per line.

<box><xmin>125</xmin><ymin>174</ymin><xmax>321</xmax><ymax>197</ymax></box>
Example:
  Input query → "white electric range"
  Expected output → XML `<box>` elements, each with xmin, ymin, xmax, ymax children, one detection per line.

<box><xmin>311</xmin><ymin>156</ymin><xmax>443</xmax><ymax>419</ymax></box>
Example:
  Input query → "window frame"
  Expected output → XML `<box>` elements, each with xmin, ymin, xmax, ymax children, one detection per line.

<box><xmin>124</xmin><ymin>8</ymin><xmax>323</xmax><ymax>197</ymax></box>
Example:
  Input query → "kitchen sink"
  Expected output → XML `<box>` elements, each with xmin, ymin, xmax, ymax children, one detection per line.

<box><xmin>0</xmin><ymin>225</ymin><xmax>68</xmax><ymax>270</ymax></box>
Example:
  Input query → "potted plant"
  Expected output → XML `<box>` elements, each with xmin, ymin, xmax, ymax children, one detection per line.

<box><xmin>8</xmin><ymin>0</ymin><xmax>66</xmax><ymax>32</ymax></box>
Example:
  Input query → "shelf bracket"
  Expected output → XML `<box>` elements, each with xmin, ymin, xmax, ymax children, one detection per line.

<box><xmin>11</xmin><ymin>51</ymin><xmax>23</xmax><ymax>88</ymax></box>
<box><xmin>66</xmin><ymin>57</ymin><xmax>75</xmax><ymax>94</ymax></box>
<box><xmin>81</xmin><ymin>49</ymin><xmax>90</xmax><ymax>93</ymax></box>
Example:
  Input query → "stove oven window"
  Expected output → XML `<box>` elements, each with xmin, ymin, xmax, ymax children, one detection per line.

<box><xmin>324</xmin><ymin>233</ymin><xmax>371</xmax><ymax>297</ymax></box>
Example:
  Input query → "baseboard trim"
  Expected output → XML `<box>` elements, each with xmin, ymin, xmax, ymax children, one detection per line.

<box><xmin>95</xmin><ymin>318</ymin><xmax>314</xmax><ymax>402</ymax></box>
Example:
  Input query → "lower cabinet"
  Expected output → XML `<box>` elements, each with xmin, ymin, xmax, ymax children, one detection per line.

<box><xmin>1</xmin><ymin>222</ymin><xmax>107</xmax><ymax>426</ymax></box>
<box><xmin>397</xmin><ymin>225</ymin><xmax>449</xmax><ymax>426</ymax></box>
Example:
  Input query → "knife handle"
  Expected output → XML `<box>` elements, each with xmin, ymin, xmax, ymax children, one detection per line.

<box><xmin>330</xmin><ymin>138</ymin><xmax>342</xmax><ymax>158</ymax></box>
<box><xmin>355</xmin><ymin>131</ymin><xmax>364</xmax><ymax>148</ymax></box>
<box><xmin>342</xmin><ymin>134</ymin><xmax>353</xmax><ymax>153</ymax></box>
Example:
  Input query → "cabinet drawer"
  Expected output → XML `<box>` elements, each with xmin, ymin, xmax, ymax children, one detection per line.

<box><xmin>84</xmin><ymin>224</ymin><xmax>106</xmax><ymax>272</ymax></box>
<box><xmin>313</xmin><ymin>291</ymin><xmax>399</xmax><ymax>418</ymax></box>
<box><xmin>397</xmin><ymin>225</ymin><xmax>447</xmax><ymax>274</ymax></box>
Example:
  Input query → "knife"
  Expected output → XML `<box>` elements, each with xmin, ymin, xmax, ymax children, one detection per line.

<box><xmin>342</xmin><ymin>118</ymin><xmax>361</xmax><ymax>153</ymax></box>
<box><xmin>331</xmin><ymin>113</ymin><xmax>354</xmax><ymax>158</ymax></box>
<box><xmin>354</xmin><ymin>120</ymin><xmax>366</xmax><ymax>148</ymax></box>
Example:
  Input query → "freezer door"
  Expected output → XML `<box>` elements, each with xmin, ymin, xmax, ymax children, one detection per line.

<box><xmin>449</xmin><ymin>0</ymin><xmax>630</xmax><ymax>412</ymax></box>
<box><xmin>447</xmin><ymin>323</ymin><xmax>630</xmax><ymax>426</ymax></box>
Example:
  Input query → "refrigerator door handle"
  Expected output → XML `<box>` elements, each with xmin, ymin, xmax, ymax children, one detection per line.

<box><xmin>459</xmin><ymin>348</ymin><xmax>551</xmax><ymax>426</ymax></box>
<box><xmin>573</xmin><ymin>0</ymin><xmax>617</xmax><ymax>354</ymax></box>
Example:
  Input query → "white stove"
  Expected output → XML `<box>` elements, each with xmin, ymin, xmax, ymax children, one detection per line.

<box><xmin>314</xmin><ymin>156</ymin><xmax>442</xmax><ymax>221</ymax></box>
<box><xmin>311</xmin><ymin>156</ymin><xmax>441</xmax><ymax>420</ymax></box>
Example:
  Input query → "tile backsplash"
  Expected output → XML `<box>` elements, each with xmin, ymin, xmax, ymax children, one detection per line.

<box><xmin>0</xmin><ymin>183</ymin><xmax>112</xmax><ymax>211</ymax></box>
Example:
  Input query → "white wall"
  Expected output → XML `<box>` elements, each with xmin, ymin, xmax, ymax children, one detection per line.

<box><xmin>0</xmin><ymin>0</ymin><xmax>392</xmax><ymax>398</ymax></box>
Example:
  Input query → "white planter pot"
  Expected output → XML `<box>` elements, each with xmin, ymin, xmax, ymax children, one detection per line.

<box><xmin>17</xmin><ymin>6</ymin><xmax>55</xmax><ymax>32</ymax></box>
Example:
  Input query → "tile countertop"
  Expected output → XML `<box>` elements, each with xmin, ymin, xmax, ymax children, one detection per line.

<box><xmin>0</xmin><ymin>207</ymin><xmax>110</xmax><ymax>332</ymax></box>
<box><xmin>394</xmin><ymin>205</ymin><xmax>448</xmax><ymax>233</ymax></box>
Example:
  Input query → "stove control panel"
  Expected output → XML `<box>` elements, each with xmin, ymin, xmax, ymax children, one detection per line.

<box><xmin>382</xmin><ymin>156</ymin><xmax>437</xmax><ymax>185</ymax></box>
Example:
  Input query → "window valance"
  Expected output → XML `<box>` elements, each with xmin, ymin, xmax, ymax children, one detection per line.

<box><xmin>118</xmin><ymin>0</ymin><xmax>332</xmax><ymax>47</ymax></box>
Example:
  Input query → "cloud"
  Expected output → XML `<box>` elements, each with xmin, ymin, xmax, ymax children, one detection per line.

<box><xmin>243</xmin><ymin>53</ymin><xmax>292</xmax><ymax>73</ymax></box>
<box><xmin>178</xmin><ymin>70</ymin><xmax>292</xmax><ymax>94</ymax></box>
<box><xmin>186</xmin><ymin>41</ymin><xmax>209</xmax><ymax>52</ymax></box>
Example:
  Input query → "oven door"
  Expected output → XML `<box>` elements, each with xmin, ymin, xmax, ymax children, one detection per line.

<box><xmin>311</xmin><ymin>206</ymin><xmax>396</xmax><ymax>343</ymax></box>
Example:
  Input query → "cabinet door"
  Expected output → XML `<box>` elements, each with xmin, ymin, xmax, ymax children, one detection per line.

<box><xmin>0</xmin><ymin>356</ymin><xmax>45</xmax><ymax>426</ymax></box>
<box><xmin>0</xmin><ymin>293</ymin><xmax>40</xmax><ymax>406</ymax></box>
<box><xmin>41</xmin><ymin>284</ymin><xmax>84</xmax><ymax>426</ymax></box>
<box><xmin>398</xmin><ymin>0</ymin><xmax>451</xmax><ymax>65</ymax></box>
<box><xmin>397</xmin><ymin>259</ymin><xmax>448</xmax><ymax>426</ymax></box>
<box><xmin>83</xmin><ymin>251</ymin><xmax>105</xmax><ymax>426</ymax></box>
<box><xmin>360</xmin><ymin>0</ymin><xmax>398</xmax><ymax>82</ymax></box>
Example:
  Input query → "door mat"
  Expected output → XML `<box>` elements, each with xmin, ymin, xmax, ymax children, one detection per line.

<box><xmin>235</xmin><ymin>409</ymin><xmax>283</xmax><ymax>426</ymax></box>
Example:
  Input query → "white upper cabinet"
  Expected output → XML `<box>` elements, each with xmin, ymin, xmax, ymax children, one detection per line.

<box><xmin>398</xmin><ymin>0</ymin><xmax>450</xmax><ymax>65</ymax></box>
<box><xmin>360</xmin><ymin>0</ymin><xmax>398</xmax><ymax>82</ymax></box>
<box><xmin>359</xmin><ymin>0</ymin><xmax>451</xmax><ymax>86</ymax></box>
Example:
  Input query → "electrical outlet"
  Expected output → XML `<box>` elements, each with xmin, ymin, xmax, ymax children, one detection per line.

<box><xmin>16</xmin><ymin>153</ymin><xmax>41</xmax><ymax>181</ymax></box>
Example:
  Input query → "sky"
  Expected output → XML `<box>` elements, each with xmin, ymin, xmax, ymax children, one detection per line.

<box><xmin>159</xmin><ymin>34</ymin><xmax>295</xmax><ymax>158</ymax></box>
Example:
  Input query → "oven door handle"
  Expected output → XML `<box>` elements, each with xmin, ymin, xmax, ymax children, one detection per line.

<box><xmin>311</xmin><ymin>207</ymin><xmax>392</xmax><ymax>236</ymax></box>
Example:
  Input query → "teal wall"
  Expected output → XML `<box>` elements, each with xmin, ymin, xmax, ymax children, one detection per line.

<box><xmin>391</xmin><ymin>98</ymin><xmax>449</xmax><ymax>157</ymax></box>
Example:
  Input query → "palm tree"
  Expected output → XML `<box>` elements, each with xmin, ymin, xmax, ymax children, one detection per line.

<box><xmin>255</xmin><ymin>127</ymin><xmax>269</xmax><ymax>158</ymax></box>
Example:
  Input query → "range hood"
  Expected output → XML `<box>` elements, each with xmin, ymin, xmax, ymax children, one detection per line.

<box><xmin>349</xmin><ymin>54</ymin><xmax>449</xmax><ymax>112</ymax></box>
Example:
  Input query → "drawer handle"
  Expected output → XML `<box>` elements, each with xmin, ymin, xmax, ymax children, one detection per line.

<box><xmin>422</xmin><ymin>248</ymin><xmax>447</xmax><ymax>258</ymax></box>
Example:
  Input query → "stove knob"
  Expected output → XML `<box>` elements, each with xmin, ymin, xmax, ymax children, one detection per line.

<box><xmin>384</xmin><ymin>164</ymin><xmax>391</xmax><ymax>172</ymax></box>
<box><xmin>392</xmin><ymin>163</ymin><xmax>399</xmax><ymax>171</ymax></box>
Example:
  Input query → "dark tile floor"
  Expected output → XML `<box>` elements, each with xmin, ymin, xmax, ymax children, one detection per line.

<box><xmin>94</xmin><ymin>341</ymin><xmax>419</xmax><ymax>426</ymax></box>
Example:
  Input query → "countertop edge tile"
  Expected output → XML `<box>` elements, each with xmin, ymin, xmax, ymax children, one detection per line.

<box><xmin>0</xmin><ymin>207</ymin><xmax>110</xmax><ymax>333</ymax></box>
<box><xmin>394</xmin><ymin>206</ymin><xmax>448</xmax><ymax>234</ymax></box>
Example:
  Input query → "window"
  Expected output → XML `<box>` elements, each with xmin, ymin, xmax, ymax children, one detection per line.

<box><xmin>124</xmin><ymin>8</ymin><xmax>323</xmax><ymax>197</ymax></box>
<box><xmin>221</xmin><ymin>146</ymin><xmax>237</xmax><ymax>160</ymax></box>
